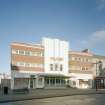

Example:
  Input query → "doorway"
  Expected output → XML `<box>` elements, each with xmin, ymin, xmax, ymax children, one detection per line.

<box><xmin>30</xmin><ymin>78</ymin><xmax>36</xmax><ymax>89</ymax></box>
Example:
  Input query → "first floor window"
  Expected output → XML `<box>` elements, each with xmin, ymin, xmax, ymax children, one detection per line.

<box><xmin>60</xmin><ymin>64</ymin><xmax>63</xmax><ymax>71</ymax></box>
<box><xmin>55</xmin><ymin>64</ymin><xmax>58</xmax><ymax>71</ymax></box>
<box><xmin>38</xmin><ymin>78</ymin><xmax>43</xmax><ymax>85</ymax></box>
<box><xmin>19</xmin><ymin>50</ymin><xmax>24</xmax><ymax>55</ymax></box>
<box><xmin>50</xmin><ymin>64</ymin><xmax>53</xmax><ymax>71</ymax></box>
<box><xmin>25</xmin><ymin>51</ymin><xmax>30</xmax><ymax>56</ymax></box>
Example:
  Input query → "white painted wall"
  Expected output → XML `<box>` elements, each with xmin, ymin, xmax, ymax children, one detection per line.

<box><xmin>42</xmin><ymin>37</ymin><xmax>69</xmax><ymax>75</ymax></box>
<box><xmin>69</xmin><ymin>73</ymin><xmax>93</xmax><ymax>89</ymax></box>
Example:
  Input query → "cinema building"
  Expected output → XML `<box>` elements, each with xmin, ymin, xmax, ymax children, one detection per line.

<box><xmin>11</xmin><ymin>38</ymin><xmax>69</xmax><ymax>89</ymax></box>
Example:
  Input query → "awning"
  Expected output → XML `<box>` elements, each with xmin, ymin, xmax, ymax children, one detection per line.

<box><xmin>37</xmin><ymin>73</ymin><xmax>70</xmax><ymax>78</ymax></box>
<box><xmin>14</xmin><ymin>72</ymin><xmax>37</xmax><ymax>78</ymax></box>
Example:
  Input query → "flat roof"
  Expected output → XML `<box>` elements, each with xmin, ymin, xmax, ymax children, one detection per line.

<box><xmin>93</xmin><ymin>55</ymin><xmax>105</xmax><ymax>59</ymax></box>
<box><xmin>11</xmin><ymin>42</ymin><xmax>44</xmax><ymax>49</ymax></box>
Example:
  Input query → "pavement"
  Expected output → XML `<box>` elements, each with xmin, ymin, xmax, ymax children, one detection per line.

<box><xmin>0</xmin><ymin>88</ymin><xmax>105</xmax><ymax>103</ymax></box>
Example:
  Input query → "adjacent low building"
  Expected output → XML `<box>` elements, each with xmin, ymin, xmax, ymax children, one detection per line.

<box><xmin>0</xmin><ymin>73</ymin><xmax>11</xmax><ymax>91</ymax></box>
<box><xmin>69</xmin><ymin>50</ymin><xmax>94</xmax><ymax>89</ymax></box>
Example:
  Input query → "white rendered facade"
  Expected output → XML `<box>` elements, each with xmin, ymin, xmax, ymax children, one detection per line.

<box><xmin>42</xmin><ymin>37</ymin><xmax>69</xmax><ymax>75</ymax></box>
<box><xmin>69</xmin><ymin>73</ymin><xmax>93</xmax><ymax>89</ymax></box>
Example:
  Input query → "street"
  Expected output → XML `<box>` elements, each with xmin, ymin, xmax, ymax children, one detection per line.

<box><xmin>1</xmin><ymin>94</ymin><xmax>105</xmax><ymax>105</ymax></box>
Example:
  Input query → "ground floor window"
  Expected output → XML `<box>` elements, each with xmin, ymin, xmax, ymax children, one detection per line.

<box><xmin>79</xmin><ymin>79</ymin><xmax>89</xmax><ymax>88</ymax></box>
<box><xmin>73</xmin><ymin>81</ymin><xmax>76</xmax><ymax>86</ymax></box>
<box><xmin>45</xmin><ymin>77</ymin><xmax>66</xmax><ymax>87</ymax></box>
<box><xmin>14</xmin><ymin>78</ymin><xmax>29</xmax><ymax>89</ymax></box>
<box><xmin>38</xmin><ymin>78</ymin><xmax>43</xmax><ymax>85</ymax></box>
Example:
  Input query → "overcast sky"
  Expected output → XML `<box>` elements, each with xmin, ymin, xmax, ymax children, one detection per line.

<box><xmin>0</xmin><ymin>0</ymin><xmax>105</xmax><ymax>73</ymax></box>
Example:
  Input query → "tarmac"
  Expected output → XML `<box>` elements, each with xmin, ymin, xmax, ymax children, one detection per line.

<box><xmin>0</xmin><ymin>88</ymin><xmax>105</xmax><ymax>103</ymax></box>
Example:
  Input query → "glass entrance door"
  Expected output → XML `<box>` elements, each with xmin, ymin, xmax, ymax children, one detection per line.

<box><xmin>30</xmin><ymin>79</ymin><xmax>34</xmax><ymax>89</ymax></box>
<box><xmin>30</xmin><ymin>75</ymin><xmax>36</xmax><ymax>89</ymax></box>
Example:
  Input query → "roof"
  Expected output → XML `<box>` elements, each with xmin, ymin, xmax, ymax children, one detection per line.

<box><xmin>69</xmin><ymin>51</ymin><xmax>93</xmax><ymax>56</ymax></box>
<box><xmin>11</xmin><ymin>42</ymin><xmax>44</xmax><ymax>49</ymax></box>
<box><xmin>93</xmin><ymin>54</ymin><xmax>105</xmax><ymax>59</ymax></box>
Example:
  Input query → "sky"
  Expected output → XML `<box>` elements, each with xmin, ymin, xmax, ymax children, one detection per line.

<box><xmin>0</xmin><ymin>0</ymin><xmax>105</xmax><ymax>73</ymax></box>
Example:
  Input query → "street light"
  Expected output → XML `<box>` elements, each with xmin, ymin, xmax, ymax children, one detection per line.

<box><xmin>93</xmin><ymin>61</ymin><xmax>102</xmax><ymax>76</ymax></box>
<box><xmin>93</xmin><ymin>61</ymin><xmax>102</xmax><ymax>91</ymax></box>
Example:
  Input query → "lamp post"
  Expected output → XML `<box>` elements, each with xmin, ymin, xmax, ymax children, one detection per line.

<box><xmin>93</xmin><ymin>61</ymin><xmax>102</xmax><ymax>91</ymax></box>
<box><xmin>93</xmin><ymin>61</ymin><xmax>102</xmax><ymax>76</ymax></box>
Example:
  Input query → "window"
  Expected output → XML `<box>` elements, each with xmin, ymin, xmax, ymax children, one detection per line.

<box><xmin>31</xmin><ymin>51</ymin><xmax>36</xmax><ymax>56</ymax></box>
<box><xmin>50</xmin><ymin>64</ymin><xmax>53</xmax><ymax>71</ymax></box>
<box><xmin>55</xmin><ymin>64</ymin><xmax>58</xmax><ymax>71</ymax></box>
<box><xmin>75</xmin><ymin>58</ymin><xmax>77</xmax><ymax>61</ymax></box>
<box><xmin>17</xmin><ymin>62</ymin><xmax>25</xmax><ymax>67</ymax></box>
<box><xmin>25</xmin><ymin>63</ymin><xmax>30</xmax><ymax>67</ymax></box>
<box><xmin>19</xmin><ymin>50</ymin><xmax>24</xmax><ymax>55</ymax></box>
<box><xmin>78</xmin><ymin>58</ymin><xmax>81</xmax><ymax>61</ymax></box>
<box><xmin>16</xmin><ymin>50</ymin><xmax>19</xmax><ymax>54</ymax></box>
<box><xmin>82</xmin><ymin>67</ymin><xmax>85</xmax><ymax>70</ymax></box>
<box><xmin>36</xmin><ymin>52</ymin><xmax>41</xmax><ymax>56</ymax></box>
<box><xmin>50</xmin><ymin>78</ymin><xmax>55</xmax><ymax>85</ymax></box>
<box><xmin>38</xmin><ymin>78</ymin><xmax>43</xmax><ymax>85</ymax></box>
<box><xmin>61</xmin><ymin>79</ymin><xmax>65</xmax><ymax>84</ymax></box>
<box><xmin>86</xmin><ymin>67</ymin><xmax>88</xmax><ymax>70</ymax></box>
<box><xmin>60</xmin><ymin>64</ymin><xmax>63</xmax><ymax>71</ymax></box>
<box><xmin>73</xmin><ymin>81</ymin><xmax>76</xmax><ymax>86</ymax></box>
<box><xmin>31</xmin><ymin>51</ymin><xmax>42</xmax><ymax>56</ymax></box>
<box><xmin>82</xmin><ymin>67</ymin><xmax>88</xmax><ymax>70</ymax></box>
<box><xmin>56</xmin><ymin>78</ymin><xmax>60</xmax><ymax>84</ymax></box>
<box><xmin>46</xmin><ymin>78</ymin><xmax>49</xmax><ymax>84</ymax></box>
<box><xmin>25</xmin><ymin>51</ymin><xmax>30</xmax><ymax>56</ymax></box>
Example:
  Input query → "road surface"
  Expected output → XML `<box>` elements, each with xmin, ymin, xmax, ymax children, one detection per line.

<box><xmin>1</xmin><ymin>94</ymin><xmax>105</xmax><ymax>105</ymax></box>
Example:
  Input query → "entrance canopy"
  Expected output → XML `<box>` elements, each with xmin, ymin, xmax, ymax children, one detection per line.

<box><xmin>14</xmin><ymin>72</ymin><xmax>70</xmax><ymax>78</ymax></box>
<box><xmin>14</xmin><ymin>72</ymin><xmax>37</xmax><ymax>78</ymax></box>
<box><xmin>38</xmin><ymin>73</ymin><xmax>70</xmax><ymax>78</ymax></box>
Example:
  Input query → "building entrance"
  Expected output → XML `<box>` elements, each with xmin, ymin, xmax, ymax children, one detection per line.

<box><xmin>45</xmin><ymin>77</ymin><xmax>66</xmax><ymax>88</ymax></box>
<box><xmin>30</xmin><ymin>79</ymin><xmax>34</xmax><ymax>88</ymax></box>
<box><xmin>95</xmin><ymin>77</ymin><xmax>105</xmax><ymax>91</ymax></box>
<box><xmin>30</xmin><ymin>75</ymin><xmax>36</xmax><ymax>89</ymax></box>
